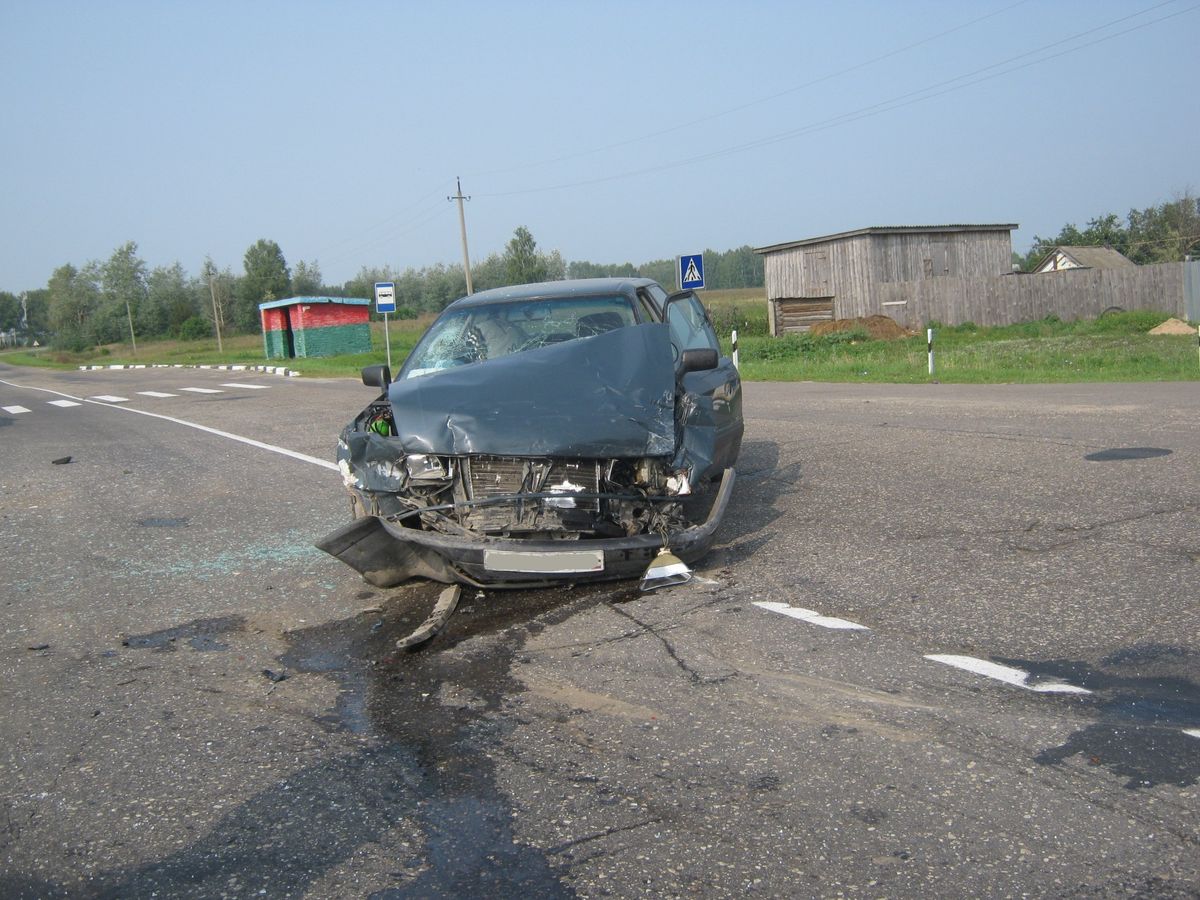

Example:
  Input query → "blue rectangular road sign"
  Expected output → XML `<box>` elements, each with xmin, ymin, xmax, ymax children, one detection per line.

<box><xmin>678</xmin><ymin>254</ymin><xmax>705</xmax><ymax>290</ymax></box>
<box><xmin>374</xmin><ymin>281</ymin><xmax>397</xmax><ymax>314</ymax></box>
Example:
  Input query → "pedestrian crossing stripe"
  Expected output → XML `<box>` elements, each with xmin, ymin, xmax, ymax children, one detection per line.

<box><xmin>48</xmin><ymin>400</ymin><xmax>81</xmax><ymax>407</ymax></box>
<box><xmin>220</xmin><ymin>383</ymin><xmax>270</xmax><ymax>390</ymax></box>
<box><xmin>179</xmin><ymin>387</ymin><xmax>223</xmax><ymax>394</ymax></box>
<box><xmin>2</xmin><ymin>405</ymin><xmax>31</xmax><ymax>414</ymax></box>
<box><xmin>90</xmin><ymin>395</ymin><xmax>129</xmax><ymax>403</ymax></box>
<box><xmin>138</xmin><ymin>391</ymin><xmax>177</xmax><ymax>398</ymax></box>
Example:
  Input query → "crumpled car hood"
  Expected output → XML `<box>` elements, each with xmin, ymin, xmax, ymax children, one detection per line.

<box><xmin>387</xmin><ymin>322</ymin><xmax>677</xmax><ymax>458</ymax></box>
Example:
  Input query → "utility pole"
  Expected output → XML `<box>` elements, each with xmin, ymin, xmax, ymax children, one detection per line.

<box><xmin>125</xmin><ymin>299</ymin><xmax>138</xmax><ymax>356</ymax></box>
<box><xmin>449</xmin><ymin>176</ymin><xmax>474</xmax><ymax>295</ymax></box>
<box><xmin>208</xmin><ymin>270</ymin><xmax>224</xmax><ymax>353</ymax></box>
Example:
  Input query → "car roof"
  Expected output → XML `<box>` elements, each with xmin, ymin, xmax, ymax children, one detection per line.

<box><xmin>446</xmin><ymin>277</ymin><xmax>660</xmax><ymax>310</ymax></box>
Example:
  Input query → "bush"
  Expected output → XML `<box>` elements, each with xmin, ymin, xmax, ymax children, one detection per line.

<box><xmin>706</xmin><ymin>303</ymin><xmax>770</xmax><ymax>337</ymax></box>
<box><xmin>1088</xmin><ymin>309</ymin><xmax>1171</xmax><ymax>334</ymax></box>
<box><xmin>53</xmin><ymin>328</ymin><xmax>92</xmax><ymax>353</ymax></box>
<box><xmin>751</xmin><ymin>327</ymin><xmax>871</xmax><ymax>361</ymax></box>
<box><xmin>177</xmin><ymin>317</ymin><xmax>212</xmax><ymax>341</ymax></box>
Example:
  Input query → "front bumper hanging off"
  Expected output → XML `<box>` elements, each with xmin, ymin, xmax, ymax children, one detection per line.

<box><xmin>316</xmin><ymin>467</ymin><xmax>737</xmax><ymax>589</ymax></box>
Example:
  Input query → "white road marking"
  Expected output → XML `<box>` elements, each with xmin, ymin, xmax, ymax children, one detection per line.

<box><xmin>90</xmin><ymin>395</ymin><xmax>129</xmax><ymax>403</ymax></box>
<box><xmin>137</xmin><ymin>391</ymin><xmax>177</xmax><ymax>398</ymax></box>
<box><xmin>3</xmin><ymin>405</ymin><xmax>31</xmax><ymax>414</ymax></box>
<box><xmin>220</xmin><ymin>382</ymin><xmax>270</xmax><ymax>390</ymax></box>
<box><xmin>179</xmin><ymin>387</ymin><xmax>223</xmax><ymax>394</ymax></box>
<box><xmin>1184</xmin><ymin>729</ymin><xmax>1200</xmax><ymax>740</ymax></box>
<box><xmin>753</xmin><ymin>601</ymin><xmax>869</xmax><ymax>630</ymax></box>
<box><xmin>925</xmin><ymin>654</ymin><xmax>1092</xmax><ymax>694</ymax></box>
<box><xmin>0</xmin><ymin>378</ymin><xmax>337</xmax><ymax>472</ymax></box>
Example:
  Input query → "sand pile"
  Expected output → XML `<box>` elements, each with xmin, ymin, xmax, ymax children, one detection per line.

<box><xmin>1148</xmin><ymin>317</ymin><xmax>1196</xmax><ymax>335</ymax></box>
<box><xmin>811</xmin><ymin>315</ymin><xmax>915</xmax><ymax>340</ymax></box>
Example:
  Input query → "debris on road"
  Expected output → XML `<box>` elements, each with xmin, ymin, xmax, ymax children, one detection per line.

<box><xmin>261</xmin><ymin>669</ymin><xmax>289</xmax><ymax>683</ymax></box>
<box><xmin>51</xmin><ymin>456</ymin><xmax>73</xmax><ymax>465</ymax></box>
<box><xmin>396</xmin><ymin>585</ymin><xmax>461</xmax><ymax>650</ymax></box>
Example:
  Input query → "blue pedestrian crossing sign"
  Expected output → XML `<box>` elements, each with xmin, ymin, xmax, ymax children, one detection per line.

<box><xmin>374</xmin><ymin>282</ymin><xmax>396</xmax><ymax>314</ymax></box>
<box><xmin>678</xmin><ymin>254</ymin><xmax>705</xmax><ymax>290</ymax></box>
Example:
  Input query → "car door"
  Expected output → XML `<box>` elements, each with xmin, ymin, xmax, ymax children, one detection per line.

<box><xmin>664</xmin><ymin>292</ymin><xmax>744</xmax><ymax>480</ymax></box>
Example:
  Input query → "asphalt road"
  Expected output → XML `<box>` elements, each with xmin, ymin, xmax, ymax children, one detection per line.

<box><xmin>1</xmin><ymin>362</ymin><xmax>1196</xmax><ymax>898</ymax></box>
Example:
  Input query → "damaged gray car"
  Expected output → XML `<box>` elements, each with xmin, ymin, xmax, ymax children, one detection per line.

<box><xmin>317</xmin><ymin>277</ymin><xmax>742</xmax><ymax>590</ymax></box>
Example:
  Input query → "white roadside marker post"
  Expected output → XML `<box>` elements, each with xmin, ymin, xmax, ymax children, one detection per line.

<box><xmin>927</xmin><ymin>327</ymin><xmax>935</xmax><ymax>377</ymax></box>
<box><xmin>732</xmin><ymin>329</ymin><xmax>740</xmax><ymax>371</ymax></box>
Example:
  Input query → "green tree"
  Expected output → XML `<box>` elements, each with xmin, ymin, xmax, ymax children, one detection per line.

<box><xmin>47</xmin><ymin>262</ymin><xmax>101</xmax><ymax>350</ymax></box>
<box><xmin>96</xmin><ymin>241</ymin><xmax>148</xmax><ymax>347</ymax></box>
<box><xmin>1126</xmin><ymin>192</ymin><xmax>1200</xmax><ymax>264</ymax></box>
<box><xmin>141</xmin><ymin>262</ymin><xmax>200</xmax><ymax>337</ymax></box>
<box><xmin>503</xmin><ymin>226</ymin><xmax>547</xmax><ymax>285</ymax></box>
<box><xmin>21</xmin><ymin>289</ymin><xmax>50</xmax><ymax>335</ymax></box>
<box><xmin>0</xmin><ymin>291</ymin><xmax>19</xmax><ymax>331</ymax></box>
<box><xmin>235</xmin><ymin>239</ymin><xmax>290</xmax><ymax>331</ymax></box>
<box><xmin>292</xmin><ymin>259</ymin><xmax>323</xmax><ymax>295</ymax></box>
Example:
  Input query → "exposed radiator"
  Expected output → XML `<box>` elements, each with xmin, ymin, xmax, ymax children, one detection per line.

<box><xmin>464</xmin><ymin>456</ymin><xmax>601</xmax><ymax>530</ymax></box>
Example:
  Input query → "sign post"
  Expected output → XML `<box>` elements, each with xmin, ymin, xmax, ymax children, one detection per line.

<box><xmin>374</xmin><ymin>282</ymin><xmax>397</xmax><ymax>371</ymax></box>
<box><xmin>678</xmin><ymin>253</ymin><xmax>705</xmax><ymax>291</ymax></box>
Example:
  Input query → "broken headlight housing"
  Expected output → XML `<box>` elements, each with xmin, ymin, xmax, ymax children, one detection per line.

<box><xmin>406</xmin><ymin>454</ymin><xmax>452</xmax><ymax>481</ymax></box>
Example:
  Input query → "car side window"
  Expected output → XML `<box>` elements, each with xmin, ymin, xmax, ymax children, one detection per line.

<box><xmin>645</xmin><ymin>284</ymin><xmax>669</xmax><ymax>316</ymax></box>
<box><xmin>635</xmin><ymin>290</ymin><xmax>660</xmax><ymax>322</ymax></box>
<box><xmin>666</xmin><ymin>294</ymin><xmax>719</xmax><ymax>355</ymax></box>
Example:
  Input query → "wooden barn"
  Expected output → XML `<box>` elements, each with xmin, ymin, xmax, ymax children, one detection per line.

<box><xmin>755</xmin><ymin>224</ymin><xmax>1017</xmax><ymax>334</ymax></box>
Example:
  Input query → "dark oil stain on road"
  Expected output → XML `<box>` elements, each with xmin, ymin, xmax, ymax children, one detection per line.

<box><xmin>86</xmin><ymin>586</ymin><xmax>614</xmax><ymax>897</ymax></box>
<box><xmin>1000</xmin><ymin>645</ymin><xmax>1200</xmax><ymax>789</ymax></box>
<box><xmin>122</xmin><ymin>615</ymin><xmax>245</xmax><ymax>652</ymax></box>
<box><xmin>1084</xmin><ymin>446</ymin><xmax>1172</xmax><ymax>461</ymax></box>
<box><xmin>272</xmin><ymin>583</ymin><xmax>609</xmax><ymax>897</ymax></box>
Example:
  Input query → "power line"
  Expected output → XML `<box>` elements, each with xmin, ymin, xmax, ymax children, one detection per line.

<box><xmin>477</xmin><ymin>0</ymin><xmax>1196</xmax><ymax>199</ymax></box>
<box><xmin>467</xmin><ymin>0</ymin><xmax>1033</xmax><ymax>180</ymax></box>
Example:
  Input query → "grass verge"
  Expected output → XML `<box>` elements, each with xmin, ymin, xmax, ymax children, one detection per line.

<box><xmin>4</xmin><ymin>306</ymin><xmax>1195</xmax><ymax>384</ymax></box>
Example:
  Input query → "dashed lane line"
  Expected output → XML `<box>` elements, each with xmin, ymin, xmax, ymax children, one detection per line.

<box><xmin>137</xmin><ymin>391</ymin><xmax>178</xmax><ymax>398</ymax></box>
<box><xmin>3</xmin><ymin>405</ymin><xmax>31</xmax><ymax>414</ymax></box>
<box><xmin>1185</xmin><ymin>729</ymin><xmax>1200</xmax><ymax>740</ymax></box>
<box><xmin>753</xmin><ymin>601</ymin><xmax>869</xmax><ymax>630</ymax></box>
<box><xmin>179</xmin><ymin>387</ymin><xmax>224</xmax><ymax>394</ymax></box>
<box><xmin>0</xmin><ymin>378</ymin><xmax>337</xmax><ymax>472</ymax></box>
<box><xmin>220</xmin><ymin>383</ymin><xmax>270</xmax><ymax>390</ymax></box>
<box><xmin>90</xmin><ymin>395</ymin><xmax>129</xmax><ymax>403</ymax></box>
<box><xmin>925</xmin><ymin>654</ymin><xmax>1092</xmax><ymax>694</ymax></box>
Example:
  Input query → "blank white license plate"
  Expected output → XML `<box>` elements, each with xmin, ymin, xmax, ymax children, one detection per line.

<box><xmin>484</xmin><ymin>549</ymin><xmax>604</xmax><ymax>574</ymax></box>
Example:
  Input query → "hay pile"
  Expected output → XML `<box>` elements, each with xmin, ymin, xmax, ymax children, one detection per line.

<box><xmin>1148</xmin><ymin>317</ymin><xmax>1196</xmax><ymax>335</ymax></box>
<box><xmin>811</xmin><ymin>315</ymin><xmax>915</xmax><ymax>340</ymax></box>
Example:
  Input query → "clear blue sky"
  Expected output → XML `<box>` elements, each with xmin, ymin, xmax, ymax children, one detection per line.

<box><xmin>1</xmin><ymin>0</ymin><xmax>1196</xmax><ymax>292</ymax></box>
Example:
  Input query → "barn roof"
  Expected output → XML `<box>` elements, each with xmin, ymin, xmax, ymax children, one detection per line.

<box><xmin>754</xmin><ymin>224</ymin><xmax>1019</xmax><ymax>255</ymax></box>
<box><xmin>1033</xmin><ymin>246</ymin><xmax>1135</xmax><ymax>271</ymax></box>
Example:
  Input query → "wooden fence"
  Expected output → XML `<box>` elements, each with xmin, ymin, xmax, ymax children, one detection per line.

<box><xmin>769</xmin><ymin>261</ymin><xmax>1196</xmax><ymax>333</ymax></box>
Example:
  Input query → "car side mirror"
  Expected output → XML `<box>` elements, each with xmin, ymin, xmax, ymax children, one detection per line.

<box><xmin>362</xmin><ymin>364</ymin><xmax>391</xmax><ymax>387</ymax></box>
<box><xmin>679</xmin><ymin>348</ymin><xmax>718</xmax><ymax>374</ymax></box>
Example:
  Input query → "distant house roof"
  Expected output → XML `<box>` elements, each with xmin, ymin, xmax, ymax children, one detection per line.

<box><xmin>1031</xmin><ymin>246</ymin><xmax>1134</xmax><ymax>273</ymax></box>
<box><xmin>754</xmin><ymin>224</ymin><xmax>1019</xmax><ymax>255</ymax></box>
<box><xmin>258</xmin><ymin>296</ymin><xmax>370</xmax><ymax>310</ymax></box>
